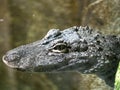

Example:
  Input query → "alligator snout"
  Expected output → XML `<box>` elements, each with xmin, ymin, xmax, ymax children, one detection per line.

<box><xmin>2</xmin><ymin>51</ymin><xmax>21</xmax><ymax>68</ymax></box>
<box><xmin>3</xmin><ymin>51</ymin><xmax>20</xmax><ymax>62</ymax></box>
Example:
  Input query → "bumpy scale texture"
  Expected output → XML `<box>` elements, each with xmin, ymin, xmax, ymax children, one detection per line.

<box><xmin>3</xmin><ymin>26</ymin><xmax>120</xmax><ymax>88</ymax></box>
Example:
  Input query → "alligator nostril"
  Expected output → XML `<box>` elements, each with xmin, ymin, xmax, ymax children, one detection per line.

<box><xmin>3</xmin><ymin>53</ymin><xmax>20</xmax><ymax>62</ymax></box>
<box><xmin>2</xmin><ymin>55</ymin><xmax>9</xmax><ymax>61</ymax></box>
<box><xmin>2</xmin><ymin>55</ymin><xmax>19</xmax><ymax>68</ymax></box>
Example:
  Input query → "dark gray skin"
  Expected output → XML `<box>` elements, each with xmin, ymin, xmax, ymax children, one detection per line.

<box><xmin>2</xmin><ymin>26</ymin><xmax>120</xmax><ymax>88</ymax></box>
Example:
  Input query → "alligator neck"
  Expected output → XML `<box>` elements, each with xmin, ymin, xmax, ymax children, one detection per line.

<box><xmin>97</xmin><ymin>62</ymin><xmax>119</xmax><ymax>87</ymax></box>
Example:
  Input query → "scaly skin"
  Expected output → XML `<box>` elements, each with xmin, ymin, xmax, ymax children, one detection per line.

<box><xmin>2</xmin><ymin>26</ymin><xmax>120</xmax><ymax>88</ymax></box>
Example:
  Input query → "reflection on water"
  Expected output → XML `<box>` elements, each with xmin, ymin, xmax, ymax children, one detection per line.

<box><xmin>0</xmin><ymin>0</ymin><xmax>119</xmax><ymax>90</ymax></box>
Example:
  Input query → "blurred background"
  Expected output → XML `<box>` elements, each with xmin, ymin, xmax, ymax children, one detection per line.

<box><xmin>0</xmin><ymin>0</ymin><xmax>120</xmax><ymax>90</ymax></box>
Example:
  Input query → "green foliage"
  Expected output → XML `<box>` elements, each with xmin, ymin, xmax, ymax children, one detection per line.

<box><xmin>115</xmin><ymin>63</ymin><xmax>120</xmax><ymax>90</ymax></box>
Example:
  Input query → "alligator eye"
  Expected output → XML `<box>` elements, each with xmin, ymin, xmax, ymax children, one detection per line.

<box><xmin>51</xmin><ymin>43</ymin><xmax>68</xmax><ymax>53</ymax></box>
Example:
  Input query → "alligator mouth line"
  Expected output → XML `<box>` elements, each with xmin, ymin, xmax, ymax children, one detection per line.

<box><xmin>52</xmin><ymin>59</ymin><xmax>89</xmax><ymax>71</ymax></box>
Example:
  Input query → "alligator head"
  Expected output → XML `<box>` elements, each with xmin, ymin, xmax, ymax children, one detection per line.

<box><xmin>2</xmin><ymin>26</ymin><xmax>120</xmax><ymax>87</ymax></box>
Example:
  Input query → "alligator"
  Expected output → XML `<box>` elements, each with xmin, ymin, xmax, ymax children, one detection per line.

<box><xmin>2</xmin><ymin>26</ymin><xmax>120</xmax><ymax>88</ymax></box>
